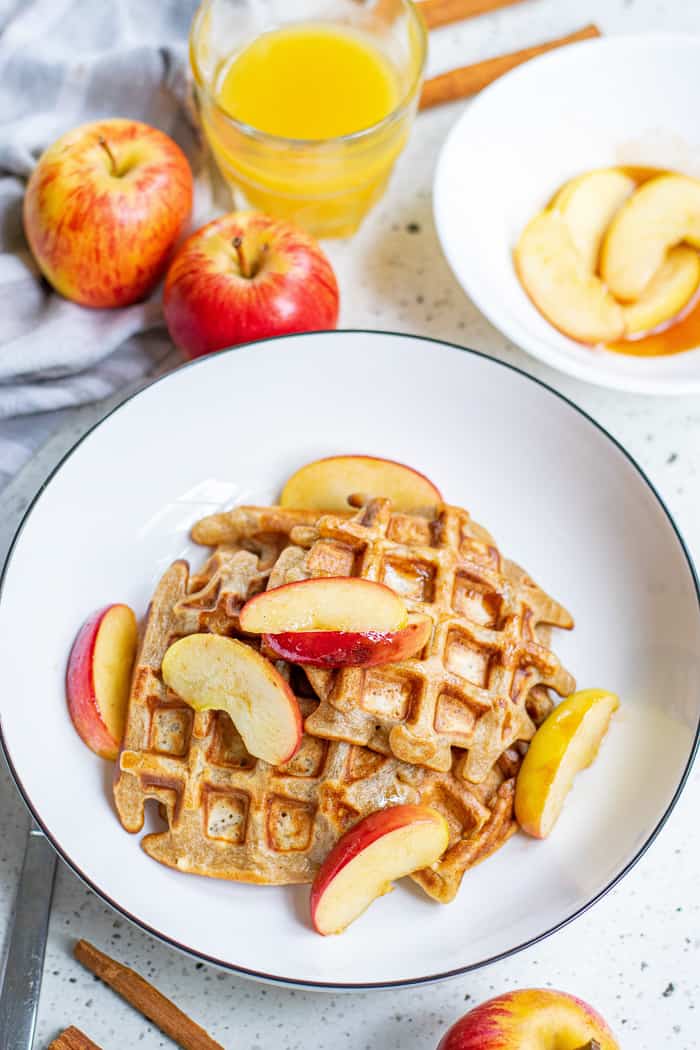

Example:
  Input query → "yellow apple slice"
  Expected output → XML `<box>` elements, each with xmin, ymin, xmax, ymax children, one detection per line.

<box><xmin>553</xmin><ymin>168</ymin><xmax>636</xmax><ymax>272</ymax></box>
<box><xmin>161</xmin><ymin>634</ymin><xmax>302</xmax><ymax>765</ymax></box>
<box><xmin>310</xmin><ymin>804</ymin><xmax>449</xmax><ymax>935</ymax></box>
<box><xmin>239</xmin><ymin>577</ymin><xmax>408</xmax><ymax>634</ymax></box>
<box><xmin>66</xmin><ymin>603</ymin><xmax>138</xmax><ymax>760</ymax></box>
<box><xmin>515</xmin><ymin>688</ymin><xmax>619</xmax><ymax>839</ymax></box>
<box><xmin>280</xmin><ymin>455</ymin><xmax>442</xmax><ymax>512</ymax></box>
<box><xmin>601</xmin><ymin>174</ymin><xmax>700</xmax><ymax>300</ymax></box>
<box><xmin>515</xmin><ymin>210</ymin><xmax>625</xmax><ymax>343</ymax></box>
<box><xmin>623</xmin><ymin>245</ymin><xmax>700</xmax><ymax>336</ymax></box>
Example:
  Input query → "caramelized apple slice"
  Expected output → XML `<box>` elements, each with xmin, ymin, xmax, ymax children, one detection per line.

<box><xmin>601</xmin><ymin>174</ymin><xmax>700</xmax><ymax>300</ymax></box>
<box><xmin>66</xmin><ymin>603</ymin><xmax>138</xmax><ymax>760</ymax></box>
<box><xmin>310</xmin><ymin>804</ymin><xmax>449</xmax><ymax>935</ymax></box>
<box><xmin>553</xmin><ymin>168</ymin><xmax>636</xmax><ymax>272</ymax></box>
<box><xmin>515</xmin><ymin>210</ymin><xmax>625</xmax><ymax>343</ymax></box>
<box><xmin>515</xmin><ymin>688</ymin><xmax>619</xmax><ymax>839</ymax></box>
<box><xmin>624</xmin><ymin>245</ymin><xmax>700</xmax><ymax>336</ymax></box>
<box><xmin>264</xmin><ymin>614</ymin><xmax>431</xmax><ymax>668</ymax></box>
<box><xmin>161</xmin><ymin>634</ymin><xmax>302</xmax><ymax>765</ymax></box>
<box><xmin>280</xmin><ymin>455</ymin><xmax>441</xmax><ymax>511</ymax></box>
<box><xmin>239</xmin><ymin>577</ymin><xmax>408</xmax><ymax>635</ymax></box>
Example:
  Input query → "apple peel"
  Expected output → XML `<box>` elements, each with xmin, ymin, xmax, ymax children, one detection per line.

<box><xmin>264</xmin><ymin>614</ymin><xmax>431</xmax><ymax>668</ymax></box>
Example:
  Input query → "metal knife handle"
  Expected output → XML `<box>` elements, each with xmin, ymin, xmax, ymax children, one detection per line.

<box><xmin>0</xmin><ymin>823</ymin><xmax>57</xmax><ymax>1050</ymax></box>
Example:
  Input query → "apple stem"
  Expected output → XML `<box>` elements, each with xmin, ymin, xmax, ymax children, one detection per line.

<box><xmin>233</xmin><ymin>236</ymin><xmax>253</xmax><ymax>279</ymax></box>
<box><xmin>574</xmin><ymin>1041</ymin><xmax>601</xmax><ymax>1050</ymax></box>
<box><xmin>98</xmin><ymin>135</ymin><xmax>118</xmax><ymax>176</ymax></box>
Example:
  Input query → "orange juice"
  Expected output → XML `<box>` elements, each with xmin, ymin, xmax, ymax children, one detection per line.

<box><xmin>190</xmin><ymin>3</ymin><xmax>426</xmax><ymax>237</ymax></box>
<box><xmin>217</xmin><ymin>25</ymin><xmax>400</xmax><ymax>141</ymax></box>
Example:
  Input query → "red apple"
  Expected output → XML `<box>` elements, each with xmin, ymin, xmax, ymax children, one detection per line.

<box><xmin>310</xmin><ymin>804</ymin><xmax>449</xmax><ymax>935</ymax></box>
<box><xmin>161</xmin><ymin>633</ymin><xmax>302</xmax><ymax>765</ymax></box>
<box><xmin>437</xmin><ymin>989</ymin><xmax>619</xmax><ymax>1050</ymax></box>
<box><xmin>24</xmin><ymin>118</ymin><xmax>193</xmax><ymax>308</ymax></box>
<box><xmin>280</xmin><ymin>454</ymin><xmax>442</xmax><ymax>511</ymax></box>
<box><xmin>162</xmin><ymin>211</ymin><xmax>339</xmax><ymax>358</ymax></box>
<box><xmin>239</xmin><ymin>577</ymin><xmax>408</xmax><ymax>635</ymax></box>
<box><xmin>264</xmin><ymin>614</ymin><xmax>431</xmax><ymax>668</ymax></box>
<box><xmin>66</xmin><ymin>604</ymin><xmax>138</xmax><ymax>760</ymax></box>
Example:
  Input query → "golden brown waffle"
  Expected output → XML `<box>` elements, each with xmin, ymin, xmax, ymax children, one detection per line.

<box><xmin>255</xmin><ymin>498</ymin><xmax>575</xmax><ymax>783</ymax></box>
<box><xmin>114</xmin><ymin>556</ymin><xmax>519</xmax><ymax>901</ymax></box>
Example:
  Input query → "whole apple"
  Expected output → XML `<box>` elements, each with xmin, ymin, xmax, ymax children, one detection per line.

<box><xmin>162</xmin><ymin>211</ymin><xmax>339</xmax><ymax>358</ymax></box>
<box><xmin>437</xmin><ymin>989</ymin><xmax>619</xmax><ymax>1050</ymax></box>
<box><xmin>24</xmin><ymin>118</ymin><xmax>193</xmax><ymax>308</ymax></box>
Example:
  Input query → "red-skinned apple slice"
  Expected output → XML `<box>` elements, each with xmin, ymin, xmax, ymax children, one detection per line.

<box><xmin>264</xmin><ymin>614</ymin><xmax>431</xmax><ymax>668</ymax></box>
<box><xmin>239</xmin><ymin>577</ymin><xmax>408</xmax><ymax>635</ymax></box>
<box><xmin>161</xmin><ymin>634</ymin><xmax>302</xmax><ymax>765</ymax></box>
<box><xmin>311</xmin><ymin>804</ymin><xmax>449</xmax><ymax>935</ymax></box>
<box><xmin>66</xmin><ymin>603</ymin><xmax>138</xmax><ymax>760</ymax></box>
<box><xmin>280</xmin><ymin>455</ymin><xmax>442</xmax><ymax>511</ymax></box>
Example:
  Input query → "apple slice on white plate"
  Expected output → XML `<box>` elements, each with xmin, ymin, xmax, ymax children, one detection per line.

<box><xmin>161</xmin><ymin>634</ymin><xmax>302</xmax><ymax>765</ymax></box>
<box><xmin>553</xmin><ymin>167</ymin><xmax>636</xmax><ymax>272</ymax></box>
<box><xmin>310</xmin><ymin>804</ymin><xmax>450</xmax><ymax>935</ymax></box>
<box><xmin>239</xmin><ymin>577</ymin><xmax>408</xmax><ymax>634</ymax></box>
<box><xmin>66</xmin><ymin>603</ymin><xmax>138</xmax><ymax>760</ymax></box>
<box><xmin>280</xmin><ymin>455</ymin><xmax>442</xmax><ymax>512</ymax></box>
<box><xmin>264</xmin><ymin>613</ymin><xmax>432</xmax><ymax>668</ymax></box>
<box><xmin>623</xmin><ymin>245</ymin><xmax>700</xmax><ymax>336</ymax></box>
<box><xmin>515</xmin><ymin>688</ymin><xmax>620</xmax><ymax>839</ymax></box>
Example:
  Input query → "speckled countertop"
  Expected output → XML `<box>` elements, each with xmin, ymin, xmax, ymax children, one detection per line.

<box><xmin>1</xmin><ymin>1</ymin><xmax>699</xmax><ymax>1047</ymax></box>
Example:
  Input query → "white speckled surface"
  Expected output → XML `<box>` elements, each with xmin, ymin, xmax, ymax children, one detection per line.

<box><xmin>1</xmin><ymin>1</ymin><xmax>699</xmax><ymax>1047</ymax></box>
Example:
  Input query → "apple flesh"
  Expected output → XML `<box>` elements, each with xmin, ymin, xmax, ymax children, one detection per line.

<box><xmin>601</xmin><ymin>173</ymin><xmax>700</xmax><ymax>300</ymax></box>
<box><xmin>553</xmin><ymin>169</ymin><xmax>636</xmax><ymax>273</ymax></box>
<box><xmin>310</xmin><ymin>804</ymin><xmax>449</xmax><ymax>935</ymax></box>
<box><xmin>436</xmin><ymin>989</ymin><xmax>619</xmax><ymax>1050</ymax></box>
<box><xmin>515</xmin><ymin>209</ymin><xmax>625</xmax><ymax>343</ymax></box>
<box><xmin>280</xmin><ymin>454</ymin><xmax>442</xmax><ymax>511</ymax></box>
<box><xmin>239</xmin><ymin>577</ymin><xmax>408</xmax><ymax>635</ymax></box>
<box><xmin>623</xmin><ymin>245</ymin><xmax>700</xmax><ymax>336</ymax></box>
<box><xmin>163</xmin><ymin>211</ymin><xmax>339</xmax><ymax>359</ymax></box>
<box><xmin>161</xmin><ymin>634</ymin><xmax>302</xmax><ymax>765</ymax></box>
<box><xmin>24</xmin><ymin>118</ymin><xmax>193</xmax><ymax>308</ymax></box>
<box><xmin>66</xmin><ymin>604</ymin><xmax>138</xmax><ymax>760</ymax></box>
<box><xmin>515</xmin><ymin>689</ymin><xmax>619</xmax><ymax>839</ymax></box>
<box><xmin>264</xmin><ymin>614</ymin><xmax>431</xmax><ymax>668</ymax></box>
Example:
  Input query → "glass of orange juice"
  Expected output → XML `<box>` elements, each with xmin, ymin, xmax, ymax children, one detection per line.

<box><xmin>189</xmin><ymin>0</ymin><xmax>427</xmax><ymax>237</ymax></box>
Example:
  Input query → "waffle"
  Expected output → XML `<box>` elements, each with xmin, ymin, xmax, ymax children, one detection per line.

<box><xmin>114</xmin><ymin>556</ymin><xmax>519</xmax><ymax>901</ymax></box>
<box><xmin>251</xmin><ymin>498</ymin><xmax>575</xmax><ymax>783</ymax></box>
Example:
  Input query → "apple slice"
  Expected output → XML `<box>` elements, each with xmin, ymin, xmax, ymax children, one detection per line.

<box><xmin>239</xmin><ymin>577</ymin><xmax>408</xmax><ymax>635</ymax></box>
<box><xmin>515</xmin><ymin>688</ymin><xmax>619</xmax><ymax>839</ymax></box>
<box><xmin>601</xmin><ymin>174</ymin><xmax>700</xmax><ymax>300</ymax></box>
<box><xmin>310</xmin><ymin>804</ymin><xmax>449</xmax><ymax>935</ymax></box>
<box><xmin>279</xmin><ymin>455</ymin><xmax>442</xmax><ymax>511</ymax></box>
<box><xmin>553</xmin><ymin>168</ymin><xmax>636</xmax><ymax>272</ymax></box>
<box><xmin>66</xmin><ymin>604</ymin><xmax>138</xmax><ymax>760</ymax></box>
<box><xmin>623</xmin><ymin>245</ymin><xmax>700</xmax><ymax>336</ymax></box>
<box><xmin>264</xmin><ymin>614</ymin><xmax>431</xmax><ymax>668</ymax></box>
<box><xmin>161</xmin><ymin>634</ymin><xmax>302</xmax><ymax>765</ymax></box>
<box><xmin>515</xmin><ymin>209</ymin><xmax>625</xmax><ymax>343</ymax></box>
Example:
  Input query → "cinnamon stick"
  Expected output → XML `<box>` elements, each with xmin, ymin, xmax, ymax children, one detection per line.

<box><xmin>419</xmin><ymin>23</ymin><xmax>601</xmax><ymax>109</ymax></box>
<box><xmin>49</xmin><ymin>1028</ymin><xmax>103</xmax><ymax>1050</ymax></box>
<box><xmin>417</xmin><ymin>0</ymin><xmax>526</xmax><ymax>30</ymax></box>
<box><xmin>73</xmin><ymin>940</ymin><xmax>224</xmax><ymax>1050</ymax></box>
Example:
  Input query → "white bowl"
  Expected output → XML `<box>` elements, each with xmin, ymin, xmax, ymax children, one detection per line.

<box><xmin>434</xmin><ymin>34</ymin><xmax>700</xmax><ymax>395</ymax></box>
<box><xmin>1</xmin><ymin>332</ymin><xmax>698</xmax><ymax>988</ymax></box>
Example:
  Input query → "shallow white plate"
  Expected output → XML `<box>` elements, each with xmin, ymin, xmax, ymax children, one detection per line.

<box><xmin>434</xmin><ymin>35</ymin><xmax>700</xmax><ymax>395</ymax></box>
<box><xmin>1</xmin><ymin>332</ymin><xmax>698</xmax><ymax>989</ymax></box>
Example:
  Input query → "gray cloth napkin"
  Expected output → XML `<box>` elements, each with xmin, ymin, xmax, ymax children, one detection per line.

<box><xmin>0</xmin><ymin>0</ymin><xmax>224</xmax><ymax>491</ymax></box>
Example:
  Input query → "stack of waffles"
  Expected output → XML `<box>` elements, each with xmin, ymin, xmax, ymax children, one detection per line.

<box><xmin>114</xmin><ymin>499</ymin><xmax>574</xmax><ymax>904</ymax></box>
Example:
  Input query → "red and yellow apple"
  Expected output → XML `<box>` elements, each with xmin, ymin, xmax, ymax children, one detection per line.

<box><xmin>310</xmin><ymin>804</ymin><xmax>449</xmax><ymax>935</ymax></box>
<box><xmin>436</xmin><ymin>989</ymin><xmax>619</xmax><ymax>1050</ymax></box>
<box><xmin>280</xmin><ymin>454</ymin><xmax>442</xmax><ymax>512</ymax></box>
<box><xmin>162</xmin><ymin>211</ymin><xmax>339</xmax><ymax>358</ymax></box>
<box><xmin>264</xmin><ymin>614</ymin><xmax>431</xmax><ymax>668</ymax></box>
<box><xmin>24</xmin><ymin>118</ymin><xmax>193</xmax><ymax>308</ymax></box>
<box><xmin>161</xmin><ymin>633</ymin><xmax>302</xmax><ymax>765</ymax></box>
<box><xmin>515</xmin><ymin>689</ymin><xmax>619</xmax><ymax>839</ymax></box>
<box><xmin>239</xmin><ymin>577</ymin><xmax>408</xmax><ymax>635</ymax></box>
<box><xmin>66</xmin><ymin>603</ymin><xmax>138</xmax><ymax>760</ymax></box>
